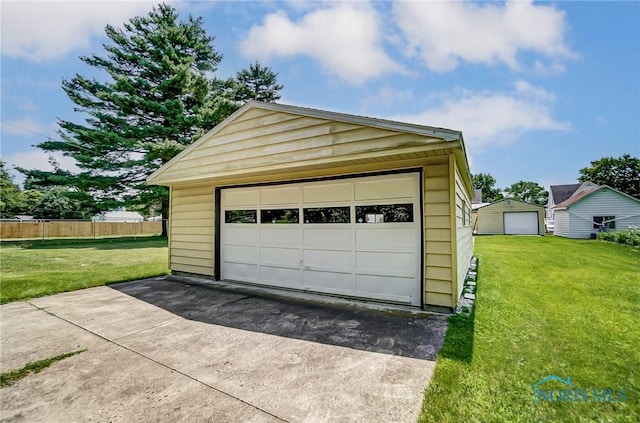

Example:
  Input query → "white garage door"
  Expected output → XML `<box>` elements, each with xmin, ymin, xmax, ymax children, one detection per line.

<box><xmin>504</xmin><ymin>212</ymin><xmax>539</xmax><ymax>235</ymax></box>
<box><xmin>221</xmin><ymin>173</ymin><xmax>422</xmax><ymax>306</ymax></box>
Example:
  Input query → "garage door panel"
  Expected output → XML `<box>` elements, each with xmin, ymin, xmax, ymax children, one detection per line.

<box><xmin>355</xmin><ymin>274</ymin><xmax>414</xmax><ymax>304</ymax></box>
<box><xmin>260</xmin><ymin>267</ymin><xmax>302</xmax><ymax>288</ymax></box>
<box><xmin>221</xmin><ymin>172</ymin><xmax>421</xmax><ymax>306</ymax></box>
<box><xmin>504</xmin><ymin>212</ymin><xmax>538</xmax><ymax>235</ymax></box>
<box><xmin>304</xmin><ymin>270</ymin><xmax>354</xmax><ymax>293</ymax></box>
<box><xmin>261</xmin><ymin>247</ymin><xmax>300</xmax><ymax>267</ymax></box>
<box><xmin>304</xmin><ymin>249</ymin><xmax>352</xmax><ymax>270</ymax></box>
<box><xmin>224</xmin><ymin>226</ymin><xmax>259</xmax><ymax>244</ymax></box>
<box><xmin>356</xmin><ymin>251</ymin><xmax>415</xmax><ymax>275</ymax></box>
<box><xmin>303</xmin><ymin>183</ymin><xmax>351</xmax><ymax>203</ymax></box>
<box><xmin>222</xmin><ymin>190</ymin><xmax>258</xmax><ymax>207</ymax></box>
<box><xmin>355</xmin><ymin>227</ymin><xmax>415</xmax><ymax>249</ymax></box>
<box><xmin>303</xmin><ymin>228</ymin><xmax>352</xmax><ymax>248</ymax></box>
<box><xmin>224</xmin><ymin>245</ymin><xmax>258</xmax><ymax>264</ymax></box>
<box><xmin>260</xmin><ymin>186</ymin><xmax>300</xmax><ymax>205</ymax></box>
<box><xmin>260</xmin><ymin>227</ymin><xmax>300</xmax><ymax>246</ymax></box>
<box><xmin>354</xmin><ymin>177</ymin><xmax>415</xmax><ymax>200</ymax></box>
<box><xmin>224</xmin><ymin>262</ymin><xmax>259</xmax><ymax>281</ymax></box>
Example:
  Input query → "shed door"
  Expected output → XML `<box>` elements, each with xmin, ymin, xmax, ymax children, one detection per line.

<box><xmin>220</xmin><ymin>173</ymin><xmax>422</xmax><ymax>306</ymax></box>
<box><xmin>504</xmin><ymin>212</ymin><xmax>539</xmax><ymax>235</ymax></box>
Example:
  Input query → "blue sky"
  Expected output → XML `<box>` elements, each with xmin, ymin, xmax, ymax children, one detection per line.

<box><xmin>1</xmin><ymin>1</ymin><xmax>639</xmax><ymax>191</ymax></box>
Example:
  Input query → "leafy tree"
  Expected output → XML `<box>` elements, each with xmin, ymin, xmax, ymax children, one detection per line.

<box><xmin>504</xmin><ymin>181</ymin><xmax>548</xmax><ymax>206</ymax></box>
<box><xmin>31</xmin><ymin>187</ymin><xmax>85</xmax><ymax>220</ymax></box>
<box><xmin>578</xmin><ymin>154</ymin><xmax>640</xmax><ymax>198</ymax></box>
<box><xmin>0</xmin><ymin>160</ymin><xmax>24</xmax><ymax>218</ymax></box>
<box><xmin>18</xmin><ymin>3</ymin><xmax>223</xmax><ymax>236</ymax></box>
<box><xmin>472</xmin><ymin>173</ymin><xmax>504</xmax><ymax>203</ymax></box>
<box><xmin>232</xmin><ymin>61</ymin><xmax>283</xmax><ymax>103</ymax></box>
<box><xmin>21</xmin><ymin>190</ymin><xmax>45</xmax><ymax>215</ymax></box>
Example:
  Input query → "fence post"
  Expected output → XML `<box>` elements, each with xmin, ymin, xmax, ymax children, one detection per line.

<box><xmin>41</xmin><ymin>220</ymin><xmax>45</xmax><ymax>245</ymax></box>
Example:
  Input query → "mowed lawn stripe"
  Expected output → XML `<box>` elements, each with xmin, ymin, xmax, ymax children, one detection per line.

<box><xmin>420</xmin><ymin>236</ymin><xmax>639</xmax><ymax>423</ymax></box>
<box><xmin>0</xmin><ymin>237</ymin><xmax>169</xmax><ymax>304</ymax></box>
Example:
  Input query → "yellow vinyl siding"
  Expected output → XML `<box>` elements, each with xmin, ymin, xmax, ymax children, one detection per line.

<box><xmin>170</xmin><ymin>186</ymin><xmax>214</xmax><ymax>276</ymax></box>
<box><xmin>150</xmin><ymin>108</ymin><xmax>453</xmax><ymax>185</ymax></box>
<box><xmin>454</xmin><ymin>160</ymin><xmax>473</xmax><ymax>306</ymax></box>
<box><xmin>423</xmin><ymin>160</ymin><xmax>454</xmax><ymax>308</ymax></box>
<box><xmin>477</xmin><ymin>200</ymin><xmax>544</xmax><ymax>235</ymax></box>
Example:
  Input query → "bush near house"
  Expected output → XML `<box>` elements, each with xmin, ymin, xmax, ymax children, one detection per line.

<box><xmin>597</xmin><ymin>226</ymin><xmax>640</xmax><ymax>246</ymax></box>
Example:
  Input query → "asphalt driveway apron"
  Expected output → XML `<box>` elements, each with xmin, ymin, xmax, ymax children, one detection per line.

<box><xmin>0</xmin><ymin>276</ymin><xmax>447</xmax><ymax>422</ymax></box>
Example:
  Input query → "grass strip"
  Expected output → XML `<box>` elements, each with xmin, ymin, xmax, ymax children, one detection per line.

<box><xmin>0</xmin><ymin>349</ymin><xmax>87</xmax><ymax>387</ymax></box>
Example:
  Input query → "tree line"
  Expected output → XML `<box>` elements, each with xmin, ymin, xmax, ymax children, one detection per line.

<box><xmin>2</xmin><ymin>4</ymin><xmax>282</xmax><ymax>231</ymax></box>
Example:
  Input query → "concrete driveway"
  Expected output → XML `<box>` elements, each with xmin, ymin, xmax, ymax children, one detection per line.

<box><xmin>0</xmin><ymin>276</ymin><xmax>447</xmax><ymax>422</ymax></box>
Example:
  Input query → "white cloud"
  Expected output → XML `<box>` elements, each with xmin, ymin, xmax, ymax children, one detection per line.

<box><xmin>0</xmin><ymin>0</ymin><xmax>156</xmax><ymax>61</ymax></box>
<box><xmin>363</xmin><ymin>85</ymin><xmax>414</xmax><ymax>108</ymax></box>
<box><xmin>3</xmin><ymin>150</ymin><xmax>80</xmax><ymax>187</ymax></box>
<box><xmin>393</xmin><ymin>0</ymin><xmax>574</xmax><ymax>72</ymax></box>
<box><xmin>0</xmin><ymin>118</ymin><xmax>53</xmax><ymax>137</ymax></box>
<box><xmin>240</xmin><ymin>3</ymin><xmax>403</xmax><ymax>84</ymax></box>
<box><xmin>392</xmin><ymin>82</ymin><xmax>571</xmax><ymax>148</ymax></box>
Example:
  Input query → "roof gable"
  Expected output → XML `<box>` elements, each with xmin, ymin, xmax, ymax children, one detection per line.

<box><xmin>147</xmin><ymin>101</ymin><xmax>467</xmax><ymax>186</ymax></box>
<box><xmin>549</xmin><ymin>183</ymin><xmax>581</xmax><ymax>205</ymax></box>
<box><xmin>555</xmin><ymin>185</ymin><xmax>640</xmax><ymax>209</ymax></box>
<box><xmin>476</xmin><ymin>198</ymin><xmax>544</xmax><ymax>210</ymax></box>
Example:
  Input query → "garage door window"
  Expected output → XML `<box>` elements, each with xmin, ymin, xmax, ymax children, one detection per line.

<box><xmin>303</xmin><ymin>207</ymin><xmax>350</xmax><ymax>223</ymax></box>
<box><xmin>355</xmin><ymin>204</ymin><xmax>413</xmax><ymax>223</ymax></box>
<box><xmin>261</xmin><ymin>209</ymin><xmax>299</xmax><ymax>224</ymax></box>
<box><xmin>225</xmin><ymin>210</ymin><xmax>257</xmax><ymax>223</ymax></box>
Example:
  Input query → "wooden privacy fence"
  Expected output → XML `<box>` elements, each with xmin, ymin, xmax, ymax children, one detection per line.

<box><xmin>0</xmin><ymin>220</ymin><xmax>163</xmax><ymax>240</ymax></box>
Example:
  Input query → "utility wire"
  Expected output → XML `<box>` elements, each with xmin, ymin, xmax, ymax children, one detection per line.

<box><xmin>0</xmin><ymin>120</ymin><xmax>57</xmax><ymax>140</ymax></box>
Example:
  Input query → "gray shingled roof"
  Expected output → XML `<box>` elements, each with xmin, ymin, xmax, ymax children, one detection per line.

<box><xmin>550</xmin><ymin>184</ymin><xmax>581</xmax><ymax>205</ymax></box>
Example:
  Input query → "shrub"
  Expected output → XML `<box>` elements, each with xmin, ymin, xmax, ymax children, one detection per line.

<box><xmin>598</xmin><ymin>226</ymin><xmax>640</xmax><ymax>246</ymax></box>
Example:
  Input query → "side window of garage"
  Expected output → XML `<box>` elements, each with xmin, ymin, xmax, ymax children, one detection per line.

<box><xmin>261</xmin><ymin>209</ymin><xmax>300</xmax><ymax>224</ymax></box>
<box><xmin>355</xmin><ymin>204</ymin><xmax>413</xmax><ymax>223</ymax></box>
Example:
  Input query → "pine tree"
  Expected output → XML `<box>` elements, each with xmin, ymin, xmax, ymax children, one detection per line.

<box><xmin>19</xmin><ymin>4</ymin><xmax>223</xmax><ymax>235</ymax></box>
<box><xmin>232</xmin><ymin>61</ymin><xmax>283</xmax><ymax>103</ymax></box>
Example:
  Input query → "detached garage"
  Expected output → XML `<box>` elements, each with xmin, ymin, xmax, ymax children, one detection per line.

<box><xmin>476</xmin><ymin>199</ymin><xmax>544</xmax><ymax>235</ymax></box>
<box><xmin>147</xmin><ymin>101</ymin><xmax>473</xmax><ymax>311</ymax></box>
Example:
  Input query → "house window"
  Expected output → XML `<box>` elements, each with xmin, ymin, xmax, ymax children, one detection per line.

<box><xmin>462</xmin><ymin>201</ymin><xmax>467</xmax><ymax>226</ymax></box>
<box><xmin>261</xmin><ymin>209</ymin><xmax>299</xmax><ymax>224</ymax></box>
<box><xmin>355</xmin><ymin>204</ymin><xmax>413</xmax><ymax>223</ymax></box>
<box><xmin>225</xmin><ymin>210</ymin><xmax>257</xmax><ymax>223</ymax></box>
<box><xmin>593</xmin><ymin>216</ymin><xmax>616</xmax><ymax>229</ymax></box>
<box><xmin>303</xmin><ymin>207</ymin><xmax>350</xmax><ymax>223</ymax></box>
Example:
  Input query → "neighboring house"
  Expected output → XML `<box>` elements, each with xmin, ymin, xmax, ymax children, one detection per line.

<box><xmin>147</xmin><ymin>101</ymin><xmax>474</xmax><ymax>311</ymax></box>
<box><xmin>553</xmin><ymin>185</ymin><xmax>640</xmax><ymax>239</ymax></box>
<box><xmin>476</xmin><ymin>198</ymin><xmax>544</xmax><ymax>235</ymax></box>
<box><xmin>470</xmin><ymin>189</ymin><xmax>490</xmax><ymax>234</ymax></box>
<box><xmin>91</xmin><ymin>210</ymin><xmax>144</xmax><ymax>222</ymax></box>
<box><xmin>546</xmin><ymin>182</ymin><xmax>598</xmax><ymax>231</ymax></box>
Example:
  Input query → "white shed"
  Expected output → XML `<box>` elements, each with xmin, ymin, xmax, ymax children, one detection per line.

<box><xmin>553</xmin><ymin>185</ymin><xmax>640</xmax><ymax>239</ymax></box>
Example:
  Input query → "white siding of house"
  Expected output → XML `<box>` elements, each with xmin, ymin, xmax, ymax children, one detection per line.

<box><xmin>553</xmin><ymin>210</ymin><xmax>570</xmax><ymax>238</ymax></box>
<box><xmin>561</xmin><ymin>189</ymin><xmax>640</xmax><ymax>239</ymax></box>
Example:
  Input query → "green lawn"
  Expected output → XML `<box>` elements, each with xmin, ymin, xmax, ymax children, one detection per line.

<box><xmin>421</xmin><ymin>236</ymin><xmax>639</xmax><ymax>423</ymax></box>
<box><xmin>0</xmin><ymin>237</ymin><xmax>169</xmax><ymax>304</ymax></box>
